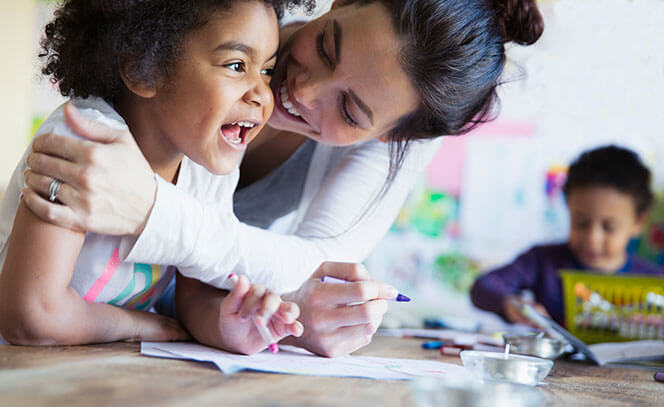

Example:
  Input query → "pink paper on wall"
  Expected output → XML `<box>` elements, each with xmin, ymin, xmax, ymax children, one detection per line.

<box><xmin>426</xmin><ymin>120</ymin><xmax>536</xmax><ymax>195</ymax></box>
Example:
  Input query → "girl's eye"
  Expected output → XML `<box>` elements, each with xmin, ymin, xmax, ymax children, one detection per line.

<box><xmin>261</xmin><ymin>68</ymin><xmax>275</xmax><ymax>77</ymax></box>
<box><xmin>317</xmin><ymin>28</ymin><xmax>332</xmax><ymax>67</ymax></box>
<box><xmin>224</xmin><ymin>62</ymin><xmax>245</xmax><ymax>72</ymax></box>
<box><xmin>340</xmin><ymin>93</ymin><xmax>359</xmax><ymax>127</ymax></box>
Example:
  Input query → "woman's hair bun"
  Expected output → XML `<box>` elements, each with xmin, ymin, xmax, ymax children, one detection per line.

<box><xmin>493</xmin><ymin>0</ymin><xmax>544</xmax><ymax>45</ymax></box>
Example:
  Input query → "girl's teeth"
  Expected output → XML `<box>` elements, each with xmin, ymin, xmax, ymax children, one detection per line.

<box><xmin>279</xmin><ymin>83</ymin><xmax>302</xmax><ymax>117</ymax></box>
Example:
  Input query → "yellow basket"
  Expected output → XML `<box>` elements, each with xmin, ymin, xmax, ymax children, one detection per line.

<box><xmin>560</xmin><ymin>270</ymin><xmax>664</xmax><ymax>344</ymax></box>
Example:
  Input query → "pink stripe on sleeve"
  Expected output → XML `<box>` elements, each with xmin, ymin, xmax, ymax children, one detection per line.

<box><xmin>82</xmin><ymin>248</ymin><xmax>122</xmax><ymax>302</ymax></box>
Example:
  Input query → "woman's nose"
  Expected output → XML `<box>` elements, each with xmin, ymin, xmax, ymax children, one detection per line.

<box><xmin>292</xmin><ymin>70</ymin><xmax>322</xmax><ymax>111</ymax></box>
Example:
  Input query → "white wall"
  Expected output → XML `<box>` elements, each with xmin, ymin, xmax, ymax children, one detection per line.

<box><xmin>0</xmin><ymin>0</ymin><xmax>35</xmax><ymax>195</ymax></box>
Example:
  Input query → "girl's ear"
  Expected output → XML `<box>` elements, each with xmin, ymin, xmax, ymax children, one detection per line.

<box><xmin>118</xmin><ymin>60</ymin><xmax>157</xmax><ymax>98</ymax></box>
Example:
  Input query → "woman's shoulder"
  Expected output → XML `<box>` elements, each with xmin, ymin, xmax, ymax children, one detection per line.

<box><xmin>326</xmin><ymin>137</ymin><xmax>443</xmax><ymax>171</ymax></box>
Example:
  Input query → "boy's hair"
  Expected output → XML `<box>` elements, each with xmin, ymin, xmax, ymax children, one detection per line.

<box><xmin>563</xmin><ymin>145</ymin><xmax>654</xmax><ymax>216</ymax></box>
<box><xmin>40</xmin><ymin>0</ymin><xmax>314</xmax><ymax>103</ymax></box>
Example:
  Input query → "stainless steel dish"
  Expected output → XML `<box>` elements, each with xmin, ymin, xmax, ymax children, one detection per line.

<box><xmin>502</xmin><ymin>334</ymin><xmax>568</xmax><ymax>359</ymax></box>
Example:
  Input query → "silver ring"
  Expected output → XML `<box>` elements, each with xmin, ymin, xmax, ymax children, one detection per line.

<box><xmin>48</xmin><ymin>178</ymin><xmax>63</xmax><ymax>202</ymax></box>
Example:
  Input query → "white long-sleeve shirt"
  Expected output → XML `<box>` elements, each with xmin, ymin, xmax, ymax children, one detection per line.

<box><xmin>123</xmin><ymin>137</ymin><xmax>442</xmax><ymax>293</ymax></box>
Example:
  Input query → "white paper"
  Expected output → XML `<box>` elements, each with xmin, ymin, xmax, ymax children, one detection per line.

<box><xmin>141</xmin><ymin>341</ymin><xmax>473</xmax><ymax>380</ymax></box>
<box><xmin>587</xmin><ymin>340</ymin><xmax>664</xmax><ymax>366</ymax></box>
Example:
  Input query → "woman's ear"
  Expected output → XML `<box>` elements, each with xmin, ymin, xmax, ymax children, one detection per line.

<box><xmin>330</xmin><ymin>0</ymin><xmax>355</xmax><ymax>10</ymax></box>
<box><xmin>118</xmin><ymin>60</ymin><xmax>157</xmax><ymax>99</ymax></box>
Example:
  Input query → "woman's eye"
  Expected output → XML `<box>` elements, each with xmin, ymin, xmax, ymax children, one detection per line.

<box><xmin>340</xmin><ymin>93</ymin><xmax>359</xmax><ymax>127</ymax></box>
<box><xmin>224</xmin><ymin>62</ymin><xmax>245</xmax><ymax>72</ymax></box>
<box><xmin>317</xmin><ymin>29</ymin><xmax>332</xmax><ymax>67</ymax></box>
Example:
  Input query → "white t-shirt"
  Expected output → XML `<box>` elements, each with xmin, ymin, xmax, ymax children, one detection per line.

<box><xmin>0</xmin><ymin>97</ymin><xmax>240</xmax><ymax>309</ymax></box>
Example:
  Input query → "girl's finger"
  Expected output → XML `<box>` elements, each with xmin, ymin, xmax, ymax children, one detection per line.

<box><xmin>274</xmin><ymin>301</ymin><xmax>300</xmax><ymax>324</ymax></box>
<box><xmin>255</xmin><ymin>291</ymin><xmax>281</xmax><ymax>326</ymax></box>
<box><xmin>271</xmin><ymin>319</ymin><xmax>304</xmax><ymax>339</ymax></box>
<box><xmin>220</xmin><ymin>274</ymin><xmax>250</xmax><ymax>315</ymax></box>
<box><xmin>238</xmin><ymin>284</ymin><xmax>267</xmax><ymax>320</ymax></box>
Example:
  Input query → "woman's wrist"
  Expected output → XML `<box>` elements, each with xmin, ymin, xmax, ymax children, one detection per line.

<box><xmin>132</xmin><ymin>172</ymin><xmax>158</xmax><ymax>236</ymax></box>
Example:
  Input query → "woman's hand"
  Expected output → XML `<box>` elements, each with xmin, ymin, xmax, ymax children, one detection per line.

<box><xmin>23</xmin><ymin>103</ymin><xmax>155</xmax><ymax>235</ymax></box>
<box><xmin>282</xmin><ymin>262</ymin><xmax>398</xmax><ymax>358</ymax></box>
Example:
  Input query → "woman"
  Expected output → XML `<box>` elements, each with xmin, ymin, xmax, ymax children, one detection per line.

<box><xmin>21</xmin><ymin>0</ymin><xmax>543</xmax><ymax>356</ymax></box>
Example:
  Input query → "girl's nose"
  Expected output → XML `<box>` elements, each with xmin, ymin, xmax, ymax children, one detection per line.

<box><xmin>245</xmin><ymin>76</ymin><xmax>273</xmax><ymax>108</ymax></box>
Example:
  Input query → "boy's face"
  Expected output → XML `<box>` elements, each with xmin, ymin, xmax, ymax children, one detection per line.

<box><xmin>567</xmin><ymin>186</ymin><xmax>646</xmax><ymax>273</ymax></box>
<box><xmin>146</xmin><ymin>1</ymin><xmax>279</xmax><ymax>175</ymax></box>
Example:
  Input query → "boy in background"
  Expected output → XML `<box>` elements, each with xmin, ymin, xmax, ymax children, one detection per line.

<box><xmin>470</xmin><ymin>145</ymin><xmax>663</xmax><ymax>326</ymax></box>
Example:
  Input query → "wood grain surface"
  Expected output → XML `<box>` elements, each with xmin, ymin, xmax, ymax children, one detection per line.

<box><xmin>1</xmin><ymin>336</ymin><xmax>662</xmax><ymax>406</ymax></box>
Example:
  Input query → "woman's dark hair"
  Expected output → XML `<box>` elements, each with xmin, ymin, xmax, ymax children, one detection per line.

<box><xmin>370</xmin><ymin>0</ymin><xmax>544</xmax><ymax>184</ymax></box>
<box><xmin>40</xmin><ymin>0</ymin><xmax>314</xmax><ymax>103</ymax></box>
<box><xmin>563</xmin><ymin>145</ymin><xmax>654</xmax><ymax>216</ymax></box>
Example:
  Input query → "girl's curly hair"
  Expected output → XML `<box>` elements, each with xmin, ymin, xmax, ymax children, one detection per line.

<box><xmin>40</xmin><ymin>0</ymin><xmax>314</xmax><ymax>103</ymax></box>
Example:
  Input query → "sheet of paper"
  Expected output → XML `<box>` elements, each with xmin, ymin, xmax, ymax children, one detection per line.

<box><xmin>141</xmin><ymin>342</ymin><xmax>473</xmax><ymax>381</ymax></box>
<box><xmin>588</xmin><ymin>340</ymin><xmax>664</xmax><ymax>366</ymax></box>
<box><xmin>377</xmin><ymin>328</ymin><xmax>503</xmax><ymax>346</ymax></box>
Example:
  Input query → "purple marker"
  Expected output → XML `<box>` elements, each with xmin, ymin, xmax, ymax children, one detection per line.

<box><xmin>654</xmin><ymin>372</ymin><xmax>664</xmax><ymax>383</ymax></box>
<box><xmin>321</xmin><ymin>276</ymin><xmax>411</xmax><ymax>302</ymax></box>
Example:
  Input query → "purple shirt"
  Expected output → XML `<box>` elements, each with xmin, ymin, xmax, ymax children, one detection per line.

<box><xmin>470</xmin><ymin>243</ymin><xmax>663</xmax><ymax>326</ymax></box>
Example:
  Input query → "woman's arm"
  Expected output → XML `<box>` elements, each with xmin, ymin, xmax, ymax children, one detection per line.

<box><xmin>24</xmin><ymin>107</ymin><xmax>441</xmax><ymax>291</ymax></box>
<box><xmin>0</xmin><ymin>203</ymin><xmax>186</xmax><ymax>345</ymax></box>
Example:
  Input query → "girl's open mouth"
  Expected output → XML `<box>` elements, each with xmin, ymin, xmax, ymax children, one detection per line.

<box><xmin>219</xmin><ymin>121</ymin><xmax>255</xmax><ymax>149</ymax></box>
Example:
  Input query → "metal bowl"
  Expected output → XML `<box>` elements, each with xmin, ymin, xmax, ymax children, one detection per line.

<box><xmin>502</xmin><ymin>334</ymin><xmax>568</xmax><ymax>359</ymax></box>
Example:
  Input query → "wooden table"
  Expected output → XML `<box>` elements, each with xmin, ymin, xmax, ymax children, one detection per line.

<box><xmin>1</xmin><ymin>336</ymin><xmax>662</xmax><ymax>406</ymax></box>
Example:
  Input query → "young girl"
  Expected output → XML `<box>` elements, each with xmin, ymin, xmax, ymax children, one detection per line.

<box><xmin>0</xmin><ymin>0</ymin><xmax>309</xmax><ymax>354</ymax></box>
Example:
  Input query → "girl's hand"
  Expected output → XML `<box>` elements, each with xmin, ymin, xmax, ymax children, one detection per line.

<box><xmin>282</xmin><ymin>262</ymin><xmax>398</xmax><ymax>358</ymax></box>
<box><xmin>218</xmin><ymin>275</ymin><xmax>303</xmax><ymax>355</ymax></box>
<box><xmin>503</xmin><ymin>295</ymin><xmax>551</xmax><ymax>327</ymax></box>
<box><xmin>23</xmin><ymin>103</ymin><xmax>155</xmax><ymax>235</ymax></box>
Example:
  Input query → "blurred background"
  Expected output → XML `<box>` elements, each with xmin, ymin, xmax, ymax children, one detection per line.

<box><xmin>1</xmin><ymin>0</ymin><xmax>663</xmax><ymax>326</ymax></box>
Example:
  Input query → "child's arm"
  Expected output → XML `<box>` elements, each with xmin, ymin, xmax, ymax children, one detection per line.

<box><xmin>0</xmin><ymin>203</ymin><xmax>188</xmax><ymax>345</ymax></box>
<box><xmin>469</xmin><ymin>247</ymin><xmax>544</xmax><ymax>323</ymax></box>
<box><xmin>175</xmin><ymin>272</ymin><xmax>303</xmax><ymax>355</ymax></box>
